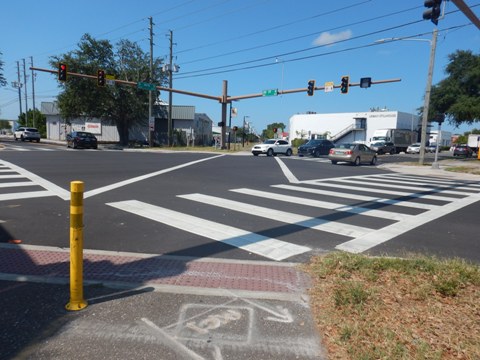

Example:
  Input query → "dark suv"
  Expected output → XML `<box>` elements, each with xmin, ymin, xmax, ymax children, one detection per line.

<box><xmin>369</xmin><ymin>141</ymin><xmax>396</xmax><ymax>155</ymax></box>
<box><xmin>453</xmin><ymin>145</ymin><xmax>473</xmax><ymax>157</ymax></box>
<box><xmin>297</xmin><ymin>139</ymin><xmax>335</xmax><ymax>157</ymax></box>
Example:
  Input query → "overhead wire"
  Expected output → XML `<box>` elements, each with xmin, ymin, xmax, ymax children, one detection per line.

<box><xmin>176</xmin><ymin>0</ymin><xmax>375</xmax><ymax>55</ymax></box>
<box><xmin>174</xmin><ymin>23</ymin><xmax>472</xmax><ymax>79</ymax></box>
<box><xmin>179</xmin><ymin>4</ymin><xmax>423</xmax><ymax>65</ymax></box>
<box><xmin>171</xmin><ymin>2</ymin><xmax>477</xmax><ymax>79</ymax></box>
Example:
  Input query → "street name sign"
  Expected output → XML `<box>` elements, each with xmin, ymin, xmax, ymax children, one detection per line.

<box><xmin>262</xmin><ymin>89</ymin><xmax>278</xmax><ymax>97</ymax></box>
<box><xmin>137</xmin><ymin>82</ymin><xmax>156</xmax><ymax>91</ymax></box>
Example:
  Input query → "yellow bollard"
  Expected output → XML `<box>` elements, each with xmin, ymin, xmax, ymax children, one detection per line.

<box><xmin>65</xmin><ymin>181</ymin><xmax>88</xmax><ymax>311</ymax></box>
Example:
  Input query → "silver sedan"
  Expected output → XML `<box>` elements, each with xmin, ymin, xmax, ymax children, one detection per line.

<box><xmin>328</xmin><ymin>143</ymin><xmax>377</xmax><ymax>166</ymax></box>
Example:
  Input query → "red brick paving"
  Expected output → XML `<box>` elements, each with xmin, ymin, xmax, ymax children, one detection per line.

<box><xmin>0</xmin><ymin>245</ymin><xmax>310</xmax><ymax>294</ymax></box>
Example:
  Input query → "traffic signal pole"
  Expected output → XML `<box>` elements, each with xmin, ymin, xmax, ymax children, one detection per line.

<box><xmin>418</xmin><ymin>29</ymin><xmax>438</xmax><ymax>166</ymax></box>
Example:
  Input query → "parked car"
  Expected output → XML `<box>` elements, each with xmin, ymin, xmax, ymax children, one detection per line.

<box><xmin>426</xmin><ymin>144</ymin><xmax>440</xmax><ymax>153</ymax></box>
<box><xmin>406</xmin><ymin>143</ymin><xmax>421</xmax><ymax>154</ymax></box>
<box><xmin>14</xmin><ymin>127</ymin><xmax>40</xmax><ymax>142</ymax></box>
<box><xmin>297</xmin><ymin>139</ymin><xmax>335</xmax><ymax>157</ymax></box>
<box><xmin>369</xmin><ymin>141</ymin><xmax>396</xmax><ymax>155</ymax></box>
<box><xmin>251</xmin><ymin>139</ymin><xmax>292</xmax><ymax>156</ymax></box>
<box><xmin>453</xmin><ymin>145</ymin><xmax>473</xmax><ymax>157</ymax></box>
<box><xmin>328</xmin><ymin>143</ymin><xmax>377</xmax><ymax>166</ymax></box>
<box><xmin>67</xmin><ymin>131</ymin><xmax>98</xmax><ymax>149</ymax></box>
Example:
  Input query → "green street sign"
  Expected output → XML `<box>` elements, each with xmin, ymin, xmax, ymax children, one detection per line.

<box><xmin>137</xmin><ymin>82</ymin><xmax>156</xmax><ymax>91</ymax></box>
<box><xmin>262</xmin><ymin>89</ymin><xmax>278</xmax><ymax>97</ymax></box>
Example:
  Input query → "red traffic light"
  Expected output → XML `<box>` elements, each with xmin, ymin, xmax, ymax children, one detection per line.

<box><xmin>273</xmin><ymin>127</ymin><xmax>278</xmax><ymax>133</ymax></box>
<box><xmin>58</xmin><ymin>63</ymin><xmax>67</xmax><ymax>82</ymax></box>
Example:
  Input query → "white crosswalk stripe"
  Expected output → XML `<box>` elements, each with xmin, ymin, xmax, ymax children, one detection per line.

<box><xmin>106</xmin><ymin>200</ymin><xmax>311</xmax><ymax>261</ymax></box>
<box><xmin>271</xmin><ymin>184</ymin><xmax>438</xmax><ymax>210</ymax></box>
<box><xmin>3</xmin><ymin>145</ymin><xmax>58</xmax><ymax>151</ymax></box>
<box><xmin>178</xmin><ymin>193</ymin><xmax>373</xmax><ymax>237</ymax></box>
<box><xmin>0</xmin><ymin>160</ymin><xmax>70</xmax><ymax>201</ymax></box>
<box><xmin>301</xmin><ymin>179</ymin><xmax>458</xmax><ymax>202</ymax></box>
<box><xmin>106</xmin><ymin>173</ymin><xmax>480</xmax><ymax>260</ymax></box>
<box><xmin>229</xmin><ymin>188</ymin><xmax>411</xmax><ymax>221</ymax></box>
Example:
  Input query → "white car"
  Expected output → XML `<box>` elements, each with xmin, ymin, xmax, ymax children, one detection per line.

<box><xmin>14</xmin><ymin>127</ymin><xmax>41</xmax><ymax>142</ymax></box>
<box><xmin>406</xmin><ymin>143</ymin><xmax>421</xmax><ymax>154</ymax></box>
<box><xmin>251</xmin><ymin>139</ymin><xmax>292</xmax><ymax>156</ymax></box>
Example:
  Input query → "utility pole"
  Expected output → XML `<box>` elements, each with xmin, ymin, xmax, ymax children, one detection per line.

<box><xmin>16</xmin><ymin>61</ymin><xmax>23</xmax><ymax>119</ymax></box>
<box><xmin>221</xmin><ymin>80</ymin><xmax>228</xmax><ymax>149</ymax></box>
<box><xmin>168</xmin><ymin>30</ymin><xmax>174</xmax><ymax>146</ymax></box>
<box><xmin>30</xmin><ymin>56</ymin><xmax>36</xmax><ymax>128</ymax></box>
<box><xmin>149</xmin><ymin>17</ymin><xmax>154</xmax><ymax>147</ymax></box>
<box><xmin>22</xmin><ymin>59</ymin><xmax>29</xmax><ymax>127</ymax></box>
<box><xmin>419</xmin><ymin>28</ymin><xmax>438</xmax><ymax>166</ymax></box>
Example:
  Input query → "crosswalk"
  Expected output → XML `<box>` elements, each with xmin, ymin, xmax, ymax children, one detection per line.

<box><xmin>0</xmin><ymin>160</ymin><xmax>70</xmax><ymax>201</ymax></box>
<box><xmin>106</xmin><ymin>173</ymin><xmax>480</xmax><ymax>261</ymax></box>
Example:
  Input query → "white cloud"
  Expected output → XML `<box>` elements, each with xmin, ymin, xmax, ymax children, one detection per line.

<box><xmin>313</xmin><ymin>30</ymin><xmax>353</xmax><ymax>46</ymax></box>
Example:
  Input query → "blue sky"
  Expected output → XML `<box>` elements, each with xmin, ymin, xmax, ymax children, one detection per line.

<box><xmin>1</xmin><ymin>0</ymin><xmax>479</xmax><ymax>135</ymax></box>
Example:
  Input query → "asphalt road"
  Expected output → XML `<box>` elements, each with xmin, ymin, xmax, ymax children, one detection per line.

<box><xmin>1</xmin><ymin>139</ymin><xmax>479</xmax><ymax>263</ymax></box>
<box><xmin>1</xmin><ymin>139</ymin><xmax>480</xmax><ymax>360</ymax></box>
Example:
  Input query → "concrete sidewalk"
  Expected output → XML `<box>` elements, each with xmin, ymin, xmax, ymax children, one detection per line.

<box><xmin>0</xmin><ymin>243</ymin><xmax>325</xmax><ymax>360</ymax></box>
<box><xmin>377</xmin><ymin>157</ymin><xmax>480</xmax><ymax>180</ymax></box>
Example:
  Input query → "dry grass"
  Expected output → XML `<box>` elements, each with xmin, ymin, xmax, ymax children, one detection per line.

<box><xmin>444</xmin><ymin>166</ymin><xmax>480</xmax><ymax>175</ymax></box>
<box><xmin>303</xmin><ymin>252</ymin><xmax>480</xmax><ymax>360</ymax></box>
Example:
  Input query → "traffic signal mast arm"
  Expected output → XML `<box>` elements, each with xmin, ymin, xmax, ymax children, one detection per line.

<box><xmin>32</xmin><ymin>66</ymin><xmax>401</xmax><ymax>102</ymax></box>
<box><xmin>30</xmin><ymin>66</ymin><xmax>221</xmax><ymax>101</ymax></box>
<box><xmin>228</xmin><ymin>78</ymin><xmax>401</xmax><ymax>101</ymax></box>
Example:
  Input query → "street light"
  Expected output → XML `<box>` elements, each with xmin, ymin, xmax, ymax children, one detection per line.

<box><xmin>375</xmin><ymin>30</ymin><xmax>438</xmax><ymax>166</ymax></box>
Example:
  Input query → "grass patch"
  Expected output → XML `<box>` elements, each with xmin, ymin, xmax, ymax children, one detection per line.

<box><xmin>444</xmin><ymin>166</ymin><xmax>480</xmax><ymax>175</ymax></box>
<box><xmin>302</xmin><ymin>252</ymin><xmax>480</xmax><ymax>359</ymax></box>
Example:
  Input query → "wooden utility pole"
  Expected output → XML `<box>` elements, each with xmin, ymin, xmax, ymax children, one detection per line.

<box><xmin>168</xmin><ymin>30</ymin><xmax>174</xmax><ymax>146</ymax></box>
<box><xmin>149</xmin><ymin>17</ymin><xmax>154</xmax><ymax>147</ymax></box>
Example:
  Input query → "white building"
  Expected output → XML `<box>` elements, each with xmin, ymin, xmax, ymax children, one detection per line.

<box><xmin>289</xmin><ymin>110</ymin><xmax>421</xmax><ymax>144</ymax></box>
<box><xmin>428</xmin><ymin>130</ymin><xmax>452</xmax><ymax>147</ymax></box>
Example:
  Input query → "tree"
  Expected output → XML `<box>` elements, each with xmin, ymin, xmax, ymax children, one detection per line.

<box><xmin>0</xmin><ymin>119</ymin><xmax>12</xmax><ymax>132</ymax></box>
<box><xmin>454</xmin><ymin>128</ymin><xmax>480</xmax><ymax>145</ymax></box>
<box><xmin>16</xmin><ymin>109</ymin><xmax>47</xmax><ymax>137</ymax></box>
<box><xmin>262</xmin><ymin>122</ymin><xmax>287</xmax><ymax>139</ymax></box>
<box><xmin>429</xmin><ymin>50</ymin><xmax>480</xmax><ymax>127</ymax></box>
<box><xmin>49</xmin><ymin>34</ymin><xmax>165</xmax><ymax>146</ymax></box>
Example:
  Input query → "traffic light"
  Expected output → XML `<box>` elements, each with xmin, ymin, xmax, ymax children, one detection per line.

<box><xmin>58</xmin><ymin>63</ymin><xmax>67</xmax><ymax>82</ymax></box>
<box><xmin>307</xmin><ymin>80</ymin><xmax>315</xmax><ymax>96</ymax></box>
<box><xmin>340</xmin><ymin>76</ymin><xmax>349</xmax><ymax>94</ymax></box>
<box><xmin>423</xmin><ymin>0</ymin><xmax>442</xmax><ymax>25</ymax></box>
<box><xmin>273</xmin><ymin>127</ymin><xmax>278</xmax><ymax>133</ymax></box>
<box><xmin>218</xmin><ymin>121</ymin><xmax>225</xmax><ymax>127</ymax></box>
<box><xmin>97</xmin><ymin>69</ymin><xmax>106</xmax><ymax>87</ymax></box>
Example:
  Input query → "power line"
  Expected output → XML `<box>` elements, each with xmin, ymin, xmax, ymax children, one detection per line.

<box><xmin>174</xmin><ymin>23</ymin><xmax>472</xmax><ymax>79</ymax></box>
<box><xmin>176</xmin><ymin>0</ymin><xmax>376</xmax><ymax>55</ymax></box>
<box><xmin>179</xmin><ymin>4</ymin><xmax>423</xmax><ymax>66</ymax></box>
<box><xmin>177</xmin><ymin>18</ymin><xmax>424</xmax><ymax>77</ymax></box>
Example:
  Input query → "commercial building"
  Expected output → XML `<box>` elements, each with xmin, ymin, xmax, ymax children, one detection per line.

<box><xmin>289</xmin><ymin>110</ymin><xmax>421</xmax><ymax>144</ymax></box>
<box><xmin>41</xmin><ymin>101</ymin><xmax>213</xmax><ymax>146</ymax></box>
